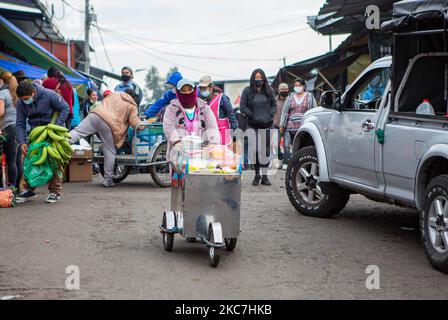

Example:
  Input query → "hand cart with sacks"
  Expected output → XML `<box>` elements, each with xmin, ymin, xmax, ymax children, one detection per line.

<box><xmin>160</xmin><ymin>139</ymin><xmax>242</xmax><ymax>267</ymax></box>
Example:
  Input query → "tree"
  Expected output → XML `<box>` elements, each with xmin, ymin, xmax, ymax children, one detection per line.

<box><xmin>144</xmin><ymin>66</ymin><xmax>164</xmax><ymax>102</ymax></box>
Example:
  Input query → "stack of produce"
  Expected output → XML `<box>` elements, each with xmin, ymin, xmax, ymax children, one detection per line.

<box><xmin>0</xmin><ymin>189</ymin><xmax>15</xmax><ymax>208</ymax></box>
<box><xmin>184</xmin><ymin>145</ymin><xmax>242</xmax><ymax>175</ymax></box>
<box><xmin>24</xmin><ymin>113</ymin><xmax>73</xmax><ymax>188</ymax></box>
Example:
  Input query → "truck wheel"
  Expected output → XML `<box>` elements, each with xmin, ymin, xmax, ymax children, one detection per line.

<box><xmin>286</xmin><ymin>146</ymin><xmax>349</xmax><ymax>218</ymax></box>
<box><xmin>421</xmin><ymin>175</ymin><xmax>448</xmax><ymax>274</ymax></box>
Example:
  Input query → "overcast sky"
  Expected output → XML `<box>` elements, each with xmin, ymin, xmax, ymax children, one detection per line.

<box><xmin>44</xmin><ymin>0</ymin><xmax>348</xmax><ymax>91</ymax></box>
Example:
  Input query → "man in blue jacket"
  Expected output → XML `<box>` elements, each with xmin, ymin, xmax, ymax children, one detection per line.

<box><xmin>16</xmin><ymin>82</ymin><xmax>70</xmax><ymax>204</ymax></box>
<box><xmin>144</xmin><ymin>71</ymin><xmax>183</xmax><ymax>119</ymax></box>
<box><xmin>115</xmin><ymin>66</ymin><xmax>143</xmax><ymax>106</ymax></box>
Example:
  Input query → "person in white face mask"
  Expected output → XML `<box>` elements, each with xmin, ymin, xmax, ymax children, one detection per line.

<box><xmin>279</xmin><ymin>77</ymin><xmax>317</xmax><ymax>168</ymax></box>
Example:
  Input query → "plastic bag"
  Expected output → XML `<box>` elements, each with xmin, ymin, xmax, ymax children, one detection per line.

<box><xmin>24</xmin><ymin>142</ymin><xmax>59</xmax><ymax>188</ymax></box>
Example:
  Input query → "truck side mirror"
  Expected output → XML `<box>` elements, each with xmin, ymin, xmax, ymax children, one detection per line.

<box><xmin>320</xmin><ymin>90</ymin><xmax>342</xmax><ymax>111</ymax></box>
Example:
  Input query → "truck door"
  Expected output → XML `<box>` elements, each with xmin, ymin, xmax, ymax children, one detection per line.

<box><xmin>326</xmin><ymin>67</ymin><xmax>390</xmax><ymax>189</ymax></box>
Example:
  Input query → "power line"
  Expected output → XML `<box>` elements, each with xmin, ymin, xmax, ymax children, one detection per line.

<box><xmin>97</xmin><ymin>25</ymin><xmax>282</xmax><ymax>63</ymax></box>
<box><xmin>96</xmin><ymin>25</ymin><xmax>309</xmax><ymax>46</ymax></box>
<box><xmin>159</xmin><ymin>15</ymin><xmax>308</xmax><ymax>48</ymax></box>
<box><xmin>62</xmin><ymin>0</ymin><xmax>85</xmax><ymax>13</ymax></box>
<box><xmin>95</xmin><ymin>23</ymin><xmax>115</xmax><ymax>72</ymax></box>
<box><xmin>103</xmin><ymin>31</ymin><xmax>239</xmax><ymax>79</ymax></box>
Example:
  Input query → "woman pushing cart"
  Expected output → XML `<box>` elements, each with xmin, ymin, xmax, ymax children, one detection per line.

<box><xmin>160</xmin><ymin>79</ymin><xmax>242</xmax><ymax>267</ymax></box>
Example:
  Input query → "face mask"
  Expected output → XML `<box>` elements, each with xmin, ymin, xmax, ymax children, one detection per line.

<box><xmin>294</xmin><ymin>86</ymin><xmax>304</xmax><ymax>94</ymax></box>
<box><xmin>280</xmin><ymin>92</ymin><xmax>289</xmax><ymax>98</ymax></box>
<box><xmin>23</xmin><ymin>97</ymin><xmax>34</xmax><ymax>105</ymax></box>
<box><xmin>255</xmin><ymin>80</ymin><xmax>264</xmax><ymax>87</ymax></box>
<box><xmin>201</xmin><ymin>90</ymin><xmax>211</xmax><ymax>98</ymax></box>
<box><xmin>177</xmin><ymin>88</ymin><xmax>198</xmax><ymax>109</ymax></box>
<box><xmin>121</xmin><ymin>75</ymin><xmax>132</xmax><ymax>83</ymax></box>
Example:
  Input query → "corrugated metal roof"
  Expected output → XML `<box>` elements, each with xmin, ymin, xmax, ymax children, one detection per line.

<box><xmin>309</xmin><ymin>0</ymin><xmax>399</xmax><ymax>35</ymax></box>
<box><xmin>0</xmin><ymin>0</ymin><xmax>65</xmax><ymax>42</ymax></box>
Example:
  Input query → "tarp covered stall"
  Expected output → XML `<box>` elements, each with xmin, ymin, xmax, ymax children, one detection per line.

<box><xmin>382</xmin><ymin>0</ymin><xmax>448</xmax><ymax>116</ymax></box>
<box><xmin>0</xmin><ymin>52</ymin><xmax>89</xmax><ymax>86</ymax></box>
<box><xmin>0</xmin><ymin>14</ymin><xmax>90</xmax><ymax>85</ymax></box>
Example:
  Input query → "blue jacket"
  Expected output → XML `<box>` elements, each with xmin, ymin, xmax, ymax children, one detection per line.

<box><xmin>16</xmin><ymin>84</ymin><xmax>70</xmax><ymax>145</ymax></box>
<box><xmin>144</xmin><ymin>72</ymin><xmax>183</xmax><ymax>118</ymax></box>
<box><xmin>115</xmin><ymin>80</ymin><xmax>143</xmax><ymax>105</ymax></box>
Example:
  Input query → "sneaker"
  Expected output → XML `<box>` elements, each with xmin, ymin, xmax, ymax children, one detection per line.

<box><xmin>103</xmin><ymin>180</ymin><xmax>116</xmax><ymax>188</ymax></box>
<box><xmin>252</xmin><ymin>175</ymin><xmax>261</xmax><ymax>186</ymax></box>
<box><xmin>16</xmin><ymin>190</ymin><xmax>37</xmax><ymax>203</ymax></box>
<box><xmin>261</xmin><ymin>176</ymin><xmax>272</xmax><ymax>186</ymax></box>
<box><xmin>46</xmin><ymin>193</ymin><xmax>61</xmax><ymax>203</ymax></box>
<box><xmin>282</xmin><ymin>164</ymin><xmax>288</xmax><ymax>170</ymax></box>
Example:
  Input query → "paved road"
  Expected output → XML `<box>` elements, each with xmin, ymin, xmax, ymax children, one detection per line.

<box><xmin>1</xmin><ymin>172</ymin><xmax>447</xmax><ymax>300</ymax></box>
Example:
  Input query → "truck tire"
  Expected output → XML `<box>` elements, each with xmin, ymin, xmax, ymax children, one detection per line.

<box><xmin>286</xmin><ymin>146</ymin><xmax>349</xmax><ymax>218</ymax></box>
<box><xmin>421</xmin><ymin>175</ymin><xmax>448</xmax><ymax>274</ymax></box>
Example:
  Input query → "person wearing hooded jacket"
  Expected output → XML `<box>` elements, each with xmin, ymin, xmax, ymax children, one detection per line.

<box><xmin>15</xmin><ymin>82</ymin><xmax>70</xmax><ymax>204</ymax></box>
<box><xmin>240</xmin><ymin>68</ymin><xmax>277</xmax><ymax>187</ymax></box>
<box><xmin>144</xmin><ymin>71</ymin><xmax>183</xmax><ymax>119</ymax></box>
<box><xmin>163</xmin><ymin>79</ymin><xmax>220</xmax><ymax>163</ymax></box>
<box><xmin>115</xmin><ymin>66</ymin><xmax>143</xmax><ymax>106</ymax></box>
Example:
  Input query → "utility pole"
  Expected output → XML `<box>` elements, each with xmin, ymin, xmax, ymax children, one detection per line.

<box><xmin>67</xmin><ymin>38</ymin><xmax>71</xmax><ymax>68</ymax></box>
<box><xmin>329</xmin><ymin>34</ymin><xmax>333</xmax><ymax>52</ymax></box>
<box><xmin>283</xmin><ymin>57</ymin><xmax>287</xmax><ymax>67</ymax></box>
<box><xmin>84</xmin><ymin>0</ymin><xmax>91</xmax><ymax>74</ymax></box>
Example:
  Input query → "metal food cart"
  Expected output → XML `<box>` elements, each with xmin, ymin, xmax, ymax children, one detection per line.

<box><xmin>160</xmin><ymin>154</ymin><xmax>242</xmax><ymax>268</ymax></box>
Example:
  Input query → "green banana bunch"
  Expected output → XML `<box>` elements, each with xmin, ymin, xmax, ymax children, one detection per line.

<box><xmin>27</xmin><ymin>117</ymin><xmax>73</xmax><ymax>167</ymax></box>
<box><xmin>32</xmin><ymin>147</ymin><xmax>47</xmax><ymax>166</ymax></box>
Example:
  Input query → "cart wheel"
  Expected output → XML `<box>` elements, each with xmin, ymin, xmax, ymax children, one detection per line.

<box><xmin>150</xmin><ymin>142</ymin><xmax>171</xmax><ymax>188</ymax></box>
<box><xmin>225</xmin><ymin>238</ymin><xmax>238</xmax><ymax>252</ymax></box>
<box><xmin>163</xmin><ymin>233</ymin><xmax>174</xmax><ymax>252</ymax></box>
<box><xmin>99</xmin><ymin>148</ymin><xmax>131</xmax><ymax>183</ymax></box>
<box><xmin>162</xmin><ymin>214</ymin><xmax>174</xmax><ymax>252</ymax></box>
<box><xmin>208</xmin><ymin>228</ymin><xmax>220</xmax><ymax>268</ymax></box>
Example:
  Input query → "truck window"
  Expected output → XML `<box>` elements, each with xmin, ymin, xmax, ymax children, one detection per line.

<box><xmin>344</xmin><ymin>68</ymin><xmax>390</xmax><ymax>111</ymax></box>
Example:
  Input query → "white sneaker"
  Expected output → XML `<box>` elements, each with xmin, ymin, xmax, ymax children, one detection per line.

<box><xmin>282</xmin><ymin>164</ymin><xmax>288</xmax><ymax>170</ymax></box>
<box><xmin>103</xmin><ymin>180</ymin><xmax>116</xmax><ymax>188</ymax></box>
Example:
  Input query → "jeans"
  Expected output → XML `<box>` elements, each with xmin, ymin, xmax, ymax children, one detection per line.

<box><xmin>2</xmin><ymin>125</ymin><xmax>18</xmax><ymax>187</ymax></box>
<box><xmin>248</xmin><ymin>125</ymin><xmax>273</xmax><ymax>176</ymax></box>
<box><xmin>16</xmin><ymin>146</ymin><xmax>23</xmax><ymax>190</ymax></box>
<box><xmin>283</xmin><ymin>129</ymin><xmax>297</xmax><ymax>165</ymax></box>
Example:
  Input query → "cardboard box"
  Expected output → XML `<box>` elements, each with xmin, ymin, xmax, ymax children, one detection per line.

<box><xmin>71</xmin><ymin>148</ymin><xmax>93</xmax><ymax>160</ymax></box>
<box><xmin>67</xmin><ymin>159</ymin><xmax>93</xmax><ymax>182</ymax></box>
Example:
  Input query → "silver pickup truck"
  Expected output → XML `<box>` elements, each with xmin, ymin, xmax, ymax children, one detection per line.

<box><xmin>286</xmin><ymin>52</ymin><xmax>448</xmax><ymax>273</ymax></box>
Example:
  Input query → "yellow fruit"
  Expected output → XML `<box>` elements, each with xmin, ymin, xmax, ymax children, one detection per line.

<box><xmin>32</xmin><ymin>147</ymin><xmax>47</xmax><ymax>166</ymax></box>
<box><xmin>47</xmin><ymin>129</ymin><xmax>65</xmax><ymax>142</ymax></box>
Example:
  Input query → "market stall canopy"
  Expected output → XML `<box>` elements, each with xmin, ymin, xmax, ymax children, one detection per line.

<box><xmin>381</xmin><ymin>0</ymin><xmax>448</xmax><ymax>32</ymax></box>
<box><xmin>272</xmin><ymin>32</ymin><xmax>369</xmax><ymax>91</ymax></box>
<box><xmin>308</xmin><ymin>0</ymin><xmax>398</xmax><ymax>35</ymax></box>
<box><xmin>0</xmin><ymin>14</ymin><xmax>86</xmax><ymax>81</ymax></box>
<box><xmin>0</xmin><ymin>52</ymin><xmax>87</xmax><ymax>86</ymax></box>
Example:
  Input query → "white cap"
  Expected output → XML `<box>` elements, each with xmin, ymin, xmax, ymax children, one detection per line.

<box><xmin>176</xmin><ymin>79</ymin><xmax>196</xmax><ymax>91</ymax></box>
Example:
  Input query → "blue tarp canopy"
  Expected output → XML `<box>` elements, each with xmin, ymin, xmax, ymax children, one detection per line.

<box><xmin>0</xmin><ymin>52</ymin><xmax>88</xmax><ymax>86</ymax></box>
<box><xmin>0</xmin><ymin>14</ymin><xmax>91</xmax><ymax>87</ymax></box>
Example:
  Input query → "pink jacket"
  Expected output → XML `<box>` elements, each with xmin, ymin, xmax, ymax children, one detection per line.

<box><xmin>163</xmin><ymin>98</ymin><xmax>220</xmax><ymax>161</ymax></box>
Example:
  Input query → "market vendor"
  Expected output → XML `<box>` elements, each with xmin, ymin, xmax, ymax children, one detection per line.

<box><xmin>16</xmin><ymin>82</ymin><xmax>70</xmax><ymax>204</ymax></box>
<box><xmin>68</xmin><ymin>92</ymin><xmax>144</xmax><ymax>188</ymax></box>
<box><xmin>163</xmin><ymin>79</ymin><xmax>220</xmax><ymax>163</ymax></box>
